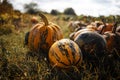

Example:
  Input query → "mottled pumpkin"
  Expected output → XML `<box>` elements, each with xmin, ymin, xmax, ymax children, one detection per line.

<box><xmin>28</xmin><ymin>13</ymin><xmax>63</xmax><ymax>53</ymax></box>
<box><xmin>49</xmin><ymin>39</ymin><xmax>83</xmax><ymax>68</ymax></box>
<box><xmin>74</xmin><ymin>31</ymin><xmax>107</xmax><ymax>60</ymax></box>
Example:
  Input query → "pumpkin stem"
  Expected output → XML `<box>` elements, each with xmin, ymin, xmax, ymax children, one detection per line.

<box><xmin>99</xmin><ymin>18</ymin><xmax>106</xmax><ymax>34</ymax></box>
<box><xmin>39</xmin><ymin>13</ymin><xmax>49</xmax><ymax>26</ymax></box>
<box><xmin>112</xmin><ymin>22</ymin><xmax>118</xmax><ymax>33</ymax></box>
<box><xmin>112</xmin><ymin>16</ymin><xmax>118</xmax><ymax>33</ymax></box>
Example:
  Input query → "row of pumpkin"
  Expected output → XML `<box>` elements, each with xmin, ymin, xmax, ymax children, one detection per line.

<box><xmin>25</xmin><ymin>13</ymin><xmax>120</xmax><ymax>69</ymax></box>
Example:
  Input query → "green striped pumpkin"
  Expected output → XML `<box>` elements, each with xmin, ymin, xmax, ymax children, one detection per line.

<box><xmin>28</xmin><ymin>13</ymin><xmax>63</xmax><ymax>53</ymax></box>
<box><xmin>49</xmin><ymin>39</ymin><xmax>83</xmax><ymax>68</ymax></box>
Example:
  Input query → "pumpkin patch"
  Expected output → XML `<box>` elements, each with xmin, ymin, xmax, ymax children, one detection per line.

<box><xmin>1</xmin><ymin>1</ymin><xmax>120</xmax><ymax>79</ymax></box>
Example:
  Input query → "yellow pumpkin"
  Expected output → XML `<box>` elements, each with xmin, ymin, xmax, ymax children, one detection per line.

<box><xmin>28</xmin><ymin>13</ymin><xmax>63</xmax><ymax>53</ymax></box>
<box><xmin>49</xmin><ymin>39</ymin><xmax>83</xmax><ymax>68</ymax></box>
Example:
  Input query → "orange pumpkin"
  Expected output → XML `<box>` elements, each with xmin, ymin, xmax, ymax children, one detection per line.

<box><xmin>97</xmin><ymin>23</ymin><xmax>114</xmax><ymax>34</ymax></box>
<box><xmin>31</xmin><ymin>16</ymin><xmax>39</xmax><ymax>24</ymax></box>
<box><xmin>103</xmin><ymin>32</ymin><xmax>115</xmax><ymax>51</ymax></box>
<box><xmin>49</xmin><ymin>39</ymin><xmax>83</xmax><ymax>68</ymax></box>
<box><xmin>28</xmin><ymin>13</ymin><xmax>63</xmax><ymax>53</ymax></box>
<box><xmin>102</xmin><ymin>22</ymin><xmax>120</xmax><ymax>53</ymax></box>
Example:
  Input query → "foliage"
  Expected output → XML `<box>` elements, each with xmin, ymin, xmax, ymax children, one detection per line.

<box><xmin>50</xmin><ymin>9</ymin><xmax>60</xmax><ymax>15</ymax></box>
<box><xmin>24</xmin><ymin>2</ymin><xmax>40</xmax><ymax>14</ymax></box>
<box><xmin>63</xmin><ymin>7</ymin><xmax>76</xmax><ymax>15</ymax></box>
<box><xmin>0</xmin><ymin>0</ymin><xmax>13</xmax><ymax>14</ymax></box>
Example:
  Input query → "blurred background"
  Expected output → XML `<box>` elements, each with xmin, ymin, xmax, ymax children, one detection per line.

<box><xmin>2</xmin><ymin>0</ymin><xmax>120</xmax><ymax>17</ymax></box>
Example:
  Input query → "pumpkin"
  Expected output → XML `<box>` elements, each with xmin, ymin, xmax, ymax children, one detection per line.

<box><xmin>97</xmin><ymin>23</ymin><xmax>114</xmax><ymax>34</ymax></box>
<box><xmin>28</xmin><ymin>13</ymin><xmax>63</xmax><ymax>53</ymax></box>
<box><xmin>69</xmin><ymin>24</ymin><xmax>98</xmax><ymax>41</ymax></box>
<box><xmin>48</xmin><ymin>39</ymin><xmax>83</xmax><ymax>68</ymax></box>
<box><xmin>86</xmin><ymin>25</ymin><xmax>97</xmax><ymax>30</ymax></box>
<box><xmin>103</xmin><ymin>22</ymin><xmax>120</xmax><ymax>53</ymax></box>
<box><xmin>94</xmin><ymin>21</ymin><xmax>103</xmax><ymax>27</ymax></box>
<box><xmin>116</xmin><ymin>26</ymin><xmax>120</xmax><ymax>33</ymax></box>
<box><xmin>31</xmin><ymin>16</ymin><xmax>39</xmax><ymax>24</ymax></box>
<box><xmin>74</xmin><ymin>31</ymin><xmax>107</xmax><ymax>60</ymax></box>
<box><xmin>69</xmin><ymin>28</ymin><xmax>96</xmax><ymax>41</ymax></box>
<box><xmin>103</xmin><ymin>32</ymin><xmax>115</xmax><ymax>51</ymax></box>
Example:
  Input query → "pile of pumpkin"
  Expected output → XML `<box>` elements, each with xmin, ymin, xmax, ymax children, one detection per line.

<box><xmin>25</xmin><ymin>13</ymin><xmax>120</xmax><ymax>70</ymax></box>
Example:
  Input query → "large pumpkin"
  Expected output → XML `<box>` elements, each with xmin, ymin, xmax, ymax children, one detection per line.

<box><xmin>49</xmin><ymin>39</ymin><xmax>83</xmax><ymax>68</ymax></box>
<box><xmin>28</xmin><ymin>13</ymin><xmax>63</xmax><ymax>53</ymax></box>
<box><xmin>74</xmin><ymin>31</ymin><xmax>107</xmax><ymax>60</ymax></box>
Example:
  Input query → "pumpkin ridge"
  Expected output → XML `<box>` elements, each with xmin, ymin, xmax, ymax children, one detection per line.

<box><xmin>69</xmin><ymin>42</ymin><xmax>76</xmax><ymax>64</ymax></box>
<box><xmin>29</xmin><ymin>29</ymin><xmax>37</xmax><ymax>50</ymax></box>
<box><xmin>76</xmin><ymin>49</ymin><xmax>82</xmax><ymax>65</ymax></box>
<box><xmin>39</xmin><ymin>13</ymin><xmax>49</xmax><ymax>26</ymax></box>
<box><xmin>51</xmin><ymin>25</ymin><xmax>58</xmax><ymax>41</ymax></box>
<box><xmin>33</xmin><ymin>29</ymin><xmax>40</xmax><ymax>51</ymax></box>
<box><xmin>39</xmin><ymin>29</ymin><xmax>49</xmax><ymax>50</ymax></box>
<box><xmin>52</xmin><ymin>49</ymin><xmax>69</xmax><ymax>67</ymax></box>
<box><xmin>28</xmin><ymin>25</ymin><xmax>39</xmax><ymax>50</ymax></box>
<box><xmin>75</xmin><ymin>56</ymin><xmax>81</xmax><ymax>65</ymax></box>
<box><xmin>50</xmin><ymin>24</ymin><xmax>63</xmax><ymax>39</ymax></box>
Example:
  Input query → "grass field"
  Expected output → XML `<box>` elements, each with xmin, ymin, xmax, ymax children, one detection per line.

<box><xmin>0</xmin><ymin>13</ymin><xmax>120</xmax><ymax>80</ymax></box>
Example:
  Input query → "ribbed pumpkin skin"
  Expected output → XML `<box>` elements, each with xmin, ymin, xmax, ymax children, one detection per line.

<box><xmin>74</xmin><ymin>31</ymin><xmax>107</xmax><ymax>59</ymax></box>
<box><xmin>28</xmin><ymin>14</ymin><xmax>63</xmax><ymax>53</ymax></box>
<box><xmin>49</xmin><ymin>39</ymin><xmax>83</xmax><ymax>68</ymax></box>
<box><xmin>70</xmin><ymin>28</ymin><xmax>96</xmax><ymax>40</ymax></box>
<box><xmin>73</xmin><ymin>29</ymin><xmax>96</xmax><ymax>39</ymax></box>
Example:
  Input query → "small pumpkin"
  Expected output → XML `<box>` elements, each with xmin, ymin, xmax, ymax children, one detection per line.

<box><xmin>28</xmin><ymin>13</ymin><xmax>63</xmax><ymax>53</ymax></box>
<box><xmin>31</xmin><ymin>16</ymin><xmax>39</xmax><ymax>24</ymax></box>
<box><xmin>97</xmin><ymin>23</ymin><xmax>114</xmax><ymax>34</ymax></box>
<box><xmin>49</xmin><ymin>39</ymin><xmax>83</xmax><ymax>68</ymax></box>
